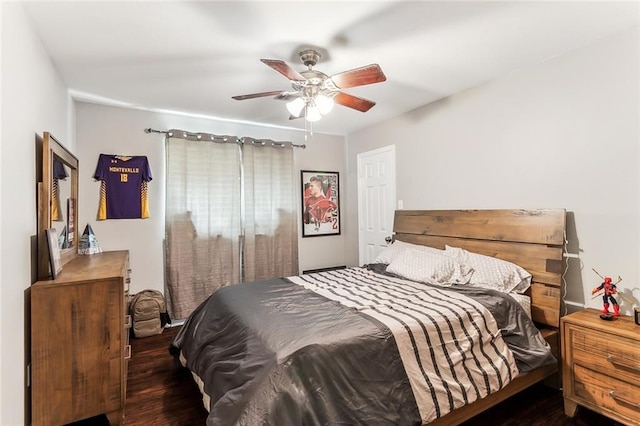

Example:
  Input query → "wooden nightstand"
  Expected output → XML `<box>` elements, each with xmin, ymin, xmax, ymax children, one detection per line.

<box><xmin>561</xmin><ymin>308</ymin><xmax>640</xmax><ymax>425</ymax></box>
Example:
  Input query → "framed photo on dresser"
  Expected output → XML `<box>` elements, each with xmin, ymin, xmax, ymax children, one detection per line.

<box><xmin>301</xmin><ymin>170</ymin><xmax>340</xmax><ymax>237</ymax></box>
<box><xmin>45</xmin><ymin>228</ymin><xmax>63</xmax><ymax>279</ymax></box>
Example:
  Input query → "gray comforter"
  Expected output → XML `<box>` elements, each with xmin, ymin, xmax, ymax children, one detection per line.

<box><xmin>171</xmin><ymin>266</ymin><xmax>555</xmax><ymax>426</ymax></box>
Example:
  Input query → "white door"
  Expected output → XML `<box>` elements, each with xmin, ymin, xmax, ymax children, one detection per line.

<box><xmin>357</xmin><ymin>145</ymin><xmax>396</xmax><ymax>265</ymax></box>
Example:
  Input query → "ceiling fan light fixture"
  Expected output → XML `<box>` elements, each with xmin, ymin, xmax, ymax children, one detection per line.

<box><xmin>305</xmin><ymin>105</ymin><xmax>322</xmax><ymax>122</ymax></box>
<box><xmin>315</xmin><ymin>94</ymin><xmax>334</xmax><ymax>115</ymax></box>
<box><xmin>286</xmin><ymin>97</ymin><xmax>305</xmax><ymax>117</ymax></box>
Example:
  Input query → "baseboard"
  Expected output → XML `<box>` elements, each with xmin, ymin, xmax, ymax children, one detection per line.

<box><xmin>302</xmin><ymin>265</ymin><xmax>347</xmax><ymax>274</ymax></box>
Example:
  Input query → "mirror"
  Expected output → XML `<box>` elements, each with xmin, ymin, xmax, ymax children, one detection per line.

<box><xmin>38</xmin><ymin>132</ymin><xmax>79</xmax><ymax>280</ymax></box>
<box><xmin>52</xmin><ymin>158</ymin><xmax>71</xmax><ymax>248</ymax></box>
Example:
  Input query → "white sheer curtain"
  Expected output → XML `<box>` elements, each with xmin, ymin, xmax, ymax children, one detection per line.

<box><xmin>243</xmin><ymin>142</ymin><xmax>298</xmax><ymax>282</ymax></box>
<box><xmin>164</xmin><ymin>131</ymin><xmax>298</xmax><ymax>319</ymax></box>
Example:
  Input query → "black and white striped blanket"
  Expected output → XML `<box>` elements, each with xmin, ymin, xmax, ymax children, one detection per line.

<box><xmin>288</xmin><ymin>267</ymin><xmax>519</xmax><ymax>423</ymax></box>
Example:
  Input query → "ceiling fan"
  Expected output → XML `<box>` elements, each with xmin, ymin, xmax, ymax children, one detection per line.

<box><xmin>232</xmin><ymin>49</ymin><xmax>386</xmax><ymax>123</ymax></box>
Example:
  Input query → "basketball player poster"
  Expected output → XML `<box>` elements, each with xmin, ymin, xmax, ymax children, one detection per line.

<box><xmin>301</xmin><ymin>170</ymin><xmax>340</xmax><ymax>237</ymax></box>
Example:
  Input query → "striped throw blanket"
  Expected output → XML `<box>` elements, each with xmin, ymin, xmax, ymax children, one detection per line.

<box><xmin>288</xmin><ymin>267</ymin><xmax>519</xmax><ymax>423</ymax></box>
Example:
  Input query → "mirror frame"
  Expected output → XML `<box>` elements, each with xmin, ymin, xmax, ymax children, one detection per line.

<box><xmin>38</xmin><ymin>132</ymin><xmax>79</xmax><ymax>280</ymax></box>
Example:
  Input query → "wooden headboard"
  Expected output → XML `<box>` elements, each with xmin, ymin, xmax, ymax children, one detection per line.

<box><xmin>393</xmin><ymin>209</ymin><xmax>566</xmax><ymax>329</ymax></box>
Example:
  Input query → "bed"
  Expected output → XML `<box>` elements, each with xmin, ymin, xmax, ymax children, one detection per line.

<box><xmin>171</xmin><ymin>208</ymin><xmax>566</xmax><ymax>425</ymax></box>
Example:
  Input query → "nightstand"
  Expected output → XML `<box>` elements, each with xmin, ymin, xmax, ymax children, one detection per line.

<box><xmin>561</xmin><ymin>308</ymin><xmax>640</xmax><ymax>425</ymax></box>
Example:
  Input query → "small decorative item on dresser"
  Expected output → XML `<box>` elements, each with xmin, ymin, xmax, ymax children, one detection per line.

<box><xmin>635</xmin><ymin>307</ymin><xmax>640</xmax><ymax>326</ymax></box>
<box><xmin>78</xmin><ymin>223</ymin><xmax>102</xmax><ymax>255</ymax></box>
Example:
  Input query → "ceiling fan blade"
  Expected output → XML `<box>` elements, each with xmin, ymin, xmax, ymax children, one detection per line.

<box><xmin>333</xmin><ymin>92</ymin><xmax>376</xmax><ymax>112</ymax></box>
<box><xmin>289</xmin><ymin>115</ymin><xmax>303</xmax><ymax>120</ymax></box>
<box><xmin>330</xmin><ymin>64</ymin><xmax>386</xmax><ymax>89</ymax></box>
<box><xmin>232</xmin><ymin>90</ymin><xmax>284</xmax><ymax>101</ymax></box>
<box><xmin>261</xmin><ymin>59</ymin><xmax>306</xmax><ymax>82</ymax></box>
<box><xmin>274</xmin><ymin>91</ymin><xmax>301</xmax><ymax>101</ymax></box>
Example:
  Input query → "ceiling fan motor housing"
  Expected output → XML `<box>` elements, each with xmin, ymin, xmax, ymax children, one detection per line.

<box><xmin>299</xmin><ymin>49</ymin><xmax>321</xmax><ymax>68</ymax></box>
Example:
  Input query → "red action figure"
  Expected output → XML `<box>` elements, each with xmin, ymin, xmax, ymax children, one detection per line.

<box><xmin>592</xmin><ymin>277</ymin><xmax>620</xmax><ymax>316</ymax></box>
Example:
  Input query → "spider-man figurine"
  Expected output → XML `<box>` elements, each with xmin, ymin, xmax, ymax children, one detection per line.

<box><xmin>592</xmin><ymin>277</ymin><xmax>620</xmax><ymax>316</ymax></box>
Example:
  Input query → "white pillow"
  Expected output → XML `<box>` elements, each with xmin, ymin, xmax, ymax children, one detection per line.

<box><xmin>386</xmin><ymin>249</ymin><xmax>474</xmax><ymax>285</ymax></box>
<box><xmin>445</xmin><ymin>245</ymin><xmax>531</xmax><ymax>293</ymax></box>
<box><xmin>374</xmin><ymin>240</ymin><xmax>446</xmax><ymax>265</ymax></box>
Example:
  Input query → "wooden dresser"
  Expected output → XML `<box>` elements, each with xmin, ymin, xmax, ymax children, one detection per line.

<box><xmin>561</xmin><ymin>308</ymin><xmax>640</xmax><ymax>425</ymax></box>
<box><xmin>31</xmin><ymin>250</ymin><xmax>132</xmax><ymax>425</ymax></box>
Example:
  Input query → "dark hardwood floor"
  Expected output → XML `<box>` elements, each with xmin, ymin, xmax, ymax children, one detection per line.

<box><xmin>74</xmin><ymin>326</ymin><xmax>621</xmax><ymax>425</ymax></box>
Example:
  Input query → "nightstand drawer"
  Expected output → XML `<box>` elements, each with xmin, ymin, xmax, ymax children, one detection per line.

<box><xmin>571</xmin><ymin>326</ymin><xmax>640</xmax><ymax>382</ymax></box>
<box><xmin>574</xmin><ymin>363</ymin><xmax>640</xmax><ymax>423</ymax></box>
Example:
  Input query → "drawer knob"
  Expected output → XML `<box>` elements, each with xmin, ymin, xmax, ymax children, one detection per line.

<box><xmin>606</xmin><ymin>355</ymin><xmax>640</xmax><ymax>372</ymax></box>
<box><xmin>609</xmin><ymin>390</ymin><xmax>640</xmax><ymax>410</ymax></box>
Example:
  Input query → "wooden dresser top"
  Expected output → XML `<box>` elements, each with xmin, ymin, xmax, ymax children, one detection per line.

<box><xmin>562</xmin><ymin>308</ymin><xmax>640</xmax><ymax>341</ymax></box>
<box><xmin>33</xmin><ymin>250</ymin><xmax>129</xmax><ymax>287</ymax></box>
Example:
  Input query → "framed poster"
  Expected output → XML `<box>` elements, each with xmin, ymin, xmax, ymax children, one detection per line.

<box><xmin>301</xmin><ymin>170</ymin><xmax>340</xmax><ymax>237</ymax></box>
<box><xmin>45</xmin><ymin>228</ymin><xmax>63</xmax><ymax>279</ymax></box>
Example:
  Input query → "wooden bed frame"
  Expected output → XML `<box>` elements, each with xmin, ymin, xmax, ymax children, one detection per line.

<box><xmin>392</xmin><ymin>209</ymin><xmax>566</xmax><ymax>425</ymax></box>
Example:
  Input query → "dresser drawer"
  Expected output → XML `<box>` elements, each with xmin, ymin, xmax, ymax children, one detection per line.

<box><xmin>570</xmin><ymin>325</ymin><xmax>640</xmax><ymax>383</ymax></box>
<box><xmin>573</xmin><ymin>363</ymin><xmax>640</xmax><ymax>423</ymax></box>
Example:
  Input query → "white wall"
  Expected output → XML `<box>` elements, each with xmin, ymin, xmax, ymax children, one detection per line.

<box><xmin>346</xmin><ymin>27</ymin><xmax>640</xmax><ymax>315</ymax></box>
<box><xmin>75</xmin><ymin>103</ymin><xmax>347</xmax><ymax>295</ymax></box>
<box><xmin>1</xmin><ymin>2</ymin><xmax>73</xmax><ymax>424</ymax></box>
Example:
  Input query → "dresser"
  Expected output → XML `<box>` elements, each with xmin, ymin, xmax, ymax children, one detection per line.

<box><xmin>31</xmin><ymin>250</ymin><xmax>132</xmax><ymax>425</ymax></box>
<box><xmin>561</xmin><ymin>308</ymin><xmax>640</xmax><ymax>425</ymax></box>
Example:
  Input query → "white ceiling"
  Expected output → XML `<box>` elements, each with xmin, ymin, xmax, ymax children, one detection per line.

<box><xmin>23</xmin><ymin>1</ymin><xmax>639</xmax><ymax>136</ymax></box>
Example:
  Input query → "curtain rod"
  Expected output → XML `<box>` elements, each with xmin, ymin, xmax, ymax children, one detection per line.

<box><xmin>144</xmin><ymin>128</ymin><xmax>306</xmax><ymax>149</ymax></box>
